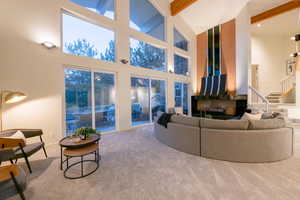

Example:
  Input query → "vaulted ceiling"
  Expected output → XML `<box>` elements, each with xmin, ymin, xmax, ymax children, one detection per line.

<box><xmin>171</xmin><ymin>0</ymin><xmax>250</xmax><ymax>34</ymax></box>
<box><xmin>249</xmin><ymin>0</ymin><xmax>290</xmax><ymax>16</ymax></box>
<box><xmin>251</xmin><ymin>8</ymin><xmax>300</xmax><ymax>36</ymax></box>
<box><xmin>170</xmin><ymin>0</ymin><xmax>297</xmax><ymax>34</ymax></box>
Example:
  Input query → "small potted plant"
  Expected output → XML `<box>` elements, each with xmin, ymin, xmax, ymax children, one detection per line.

<box><xmin>74</xmin><ymin>127</ymin><xmax>97</xmax><ymax>140</ymax></box>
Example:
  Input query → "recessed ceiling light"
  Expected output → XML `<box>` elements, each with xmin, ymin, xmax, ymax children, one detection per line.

<box><xmin>257</xmin><ymin>23</ymin><xmax>261</xmax><ymax>27</ymax></box>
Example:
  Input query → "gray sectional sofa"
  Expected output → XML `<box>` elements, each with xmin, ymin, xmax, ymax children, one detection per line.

<box><xmin>154</xmin><ymin>113</ymin><xmax>294</xmax><ymax>163</ymax></box>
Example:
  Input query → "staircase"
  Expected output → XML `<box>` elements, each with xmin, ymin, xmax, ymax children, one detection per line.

<box><xmin>266</xmin><ymin>92</ymin><xmax>281</xmax><ymax>104</ymax></box>
<box><xmin>249</xmin><ymin>74</ymin><xmax>298</xmax><ymax>125</ymax></box>
<box><xmin>264</xmin><ymin>75</ymin><xmax>296</xmax><ymax>104</ymax></box>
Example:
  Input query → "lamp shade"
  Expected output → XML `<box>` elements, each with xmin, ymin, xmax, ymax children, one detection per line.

<box><xmin>4</xmin><ymin>92</ymin><xmax>27</xmax><ymax>104</ymax></box>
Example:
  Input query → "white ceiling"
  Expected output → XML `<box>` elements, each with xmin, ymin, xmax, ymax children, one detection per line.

<box><xmin>171</xmin><ymin>0</ymin><xmax>299</xmax><ymax>34</ymax></box>
<box><xmin>251</xmin><ymin>8</ymin><xmax>300</xmax><ymax>36</ymax></box>
<box><xmin>249</xmin><ymin>0</ymin><xmax>290</xmax><ymax>16</ymax></box>
<box><xmin>175</xmin><ymin>0</ymin><xmax>250</xmax><ymax>34</ymax></box>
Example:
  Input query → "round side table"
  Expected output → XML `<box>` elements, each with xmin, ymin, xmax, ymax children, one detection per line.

<box><xmin>59</xmin><ymin>134</ymin><xmax>101</xmax><ymax>179</ymax></box>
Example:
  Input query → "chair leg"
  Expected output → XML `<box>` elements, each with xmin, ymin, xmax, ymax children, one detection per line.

<box><xmin>19</xmin><ymin>146</ymin><xmax>32</xmax><ymax>174</ymax></box>
<box><xmin>15</xmin><ymin>159</ymin><xmax>18</xmax><ymax>164</ymax></box>
<box><xmin>23</xmin><ymin>155</ymin><xmax>32</xmax><ymax>174</ymax></box>
<box><xmin>10</xmin><ymin>172</ymin><xmax>26</xmax><ymax>200</ymax></box>
<box><xmin>42</xmin><ymin>146</ymin><xmax>48</xmax><ymax>158</ymax></box>
<box><xmin>10</xmin><ymin>159</ymin><xmax>14</xmax><ymax>164</ymax></box>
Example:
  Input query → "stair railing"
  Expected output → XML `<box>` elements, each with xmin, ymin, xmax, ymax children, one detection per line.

<box><xmin>248</xmin><ymin>86</ymin><xmax>270</xmax><ymax>112</ymax></box>
<box><xmin>280</xmin><ymin>75</ymin><xmax>296</xmax><ymax>96</ymax></box>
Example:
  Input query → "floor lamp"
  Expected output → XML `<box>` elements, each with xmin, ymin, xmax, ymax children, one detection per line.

<box><xmin>0</xmin><ymin>91</ymin><xmax>27</xmax><ymax>131</ymax></box>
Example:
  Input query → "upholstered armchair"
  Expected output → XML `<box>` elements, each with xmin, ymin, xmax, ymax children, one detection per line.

<box><xmin>0</xmin><ymin>129</ymin><xmax>48</xmax><ymax>173</ymax></box>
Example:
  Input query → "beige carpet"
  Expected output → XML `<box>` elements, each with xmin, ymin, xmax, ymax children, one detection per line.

<box><xmin>6</xmin><ymin>125</ymin><xmax>300</xmax><ymax>200</ymax></box>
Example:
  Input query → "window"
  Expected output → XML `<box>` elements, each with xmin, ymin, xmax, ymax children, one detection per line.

<box><xmin>174</xmin><ymin>82</ymin><xmax>189</xmax><ymax>115</ymax></box>
<box><xmin>174</xmin><ymin>82</ymin><xmax>182</xmax><ymax>107</ymax></box>
<box><xmin>174</xmin><ymin>54</ymin><xmax>188</xmax><ymax>76</ymax></box>
<box><xmin>214</xmin><ymin>26</ymin><xmax>221</xmax><ymax>76</ymax></box>
<box><xmin>65</xmin><ymin>69</ymin><xmax>92</xmax><ymax>135</ymax></box>
<box><xmin>63</xmin><ymin>14</ymin><xmax>115</xmax><ymax>62</ymax></box>
<box><xmin>207</xmin><ymin>25</ymin><xmax>221</xmax><ymax>76</ymax></box>
<box><xmin>130</xmin><ymin>38</ymin><xmax>167</xmax><ymax>72</ymax></box>
<box><xmin>131</xmin><ymin>77</ymin><xmax>166</xmax><ymax>126</ymax></box>
<box><xmin>65</xmin><ymin>68</ymin><xmax>116</xmax><ymax>135</ymax></box>
<box><xmin>131</xmin><ymin>77</ymin><xmax>150</xmax><ymax>126</ymax></box>
<box><xmin>130</xmin><ymin>0</ymin><xmax>165</xmax><ymax>41</ymax></box>
<box><xmin>70</xmin><ymin>0</ymin><xmax>115</xmax><ymax>20</ymax></box>
<box><xmin>174</xmin><ymin>28</ymin><xmax>188</xmax><ymax>51</ymax></box>
<box><xmin>151</xmin><ymin>79</ymin><xmax>166</xmax><ymax>120</ymax></box>
<box><xmin>208</xmin><ymin>28</ymin><xmax>214</xmax><ymax>76</ymax></box>
<box><xmin>94</xmin><ymin>72</ymin><xmax>116</xmax><ymax>132</ymax></box>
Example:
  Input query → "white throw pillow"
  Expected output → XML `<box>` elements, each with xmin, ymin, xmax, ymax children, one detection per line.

<box><xmin>4</xmin><ymin>130</ymin><xmax>26</xmax><ymax>145</ymax></box>
<box><xmin>175</xmin><ymin>107</ymin><xmax>183</xmax><ymax>115</ymax></box>
<box><xmin>241</xmin><ymin>112</ymin><xmax>262</xmax><ymax>121</ymax></box>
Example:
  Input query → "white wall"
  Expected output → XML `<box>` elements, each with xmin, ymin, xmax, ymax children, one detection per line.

<box><xmin>251</xmin><ymin>34</ymin><xmax>294</xmax><ymax>96</ymax></box>
<box><xmin>297</xmin><ymin>70</ymin><xmax>300</xmax><ymax>106</ymax></box>
<box><xmin>236</xmin><ymin>4</ymin><xmax>250</xmax><ymax>95</ymax></box>
<box><xmin>0</xmin><ymin>0</ymin><xmax>196</xmax><ymax>144</ymax></box>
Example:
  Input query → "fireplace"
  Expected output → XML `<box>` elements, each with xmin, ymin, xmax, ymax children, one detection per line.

<box><xmin>192</xmin><ymin>96</ymin><xmax>247</xmax><ymax>120</ymax></box>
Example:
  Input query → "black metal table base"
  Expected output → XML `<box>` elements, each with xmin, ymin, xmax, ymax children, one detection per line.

<box><xmin>61</xmin><ymin>150</ymin><xmax>101</xmax><ymax>179</ymax></box>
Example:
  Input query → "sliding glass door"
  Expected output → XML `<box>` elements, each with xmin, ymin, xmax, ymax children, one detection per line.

<box><xmin>151</xmin><ymin>79</ymin><xmax>166</xmax><ymax>120</ymax></box>
<box><xmin>64</xmin><ymin>68</ymin><xmax>116</xmax><ymax>135</ymax></box>
<box><xmin>183</xmin><ymin>83</ymin><xmax>188</xmax><ymax>115</ymax></box>
<box><xmin>131</xmin><ymin>77</ymin><xmax>151</xmax><ymax>126</ymax></box>
<box><xmin>65</xmin><ymin>69</ymin><xmax>92</xmax><ymax>135</ymax></box>
<box><xmin>174</xmin><ymin>82</ymin><xmax>189</xmax><ymax>115</ymax></box>
<box><xmin>131</xmin><ymin>77</ymin><xmax>166</xmax><ymax>126</ymax></box>
<box><xmin>94</xmin><ymin>72</ymin><xmax>116</xmax><ymax>132</ymax></box>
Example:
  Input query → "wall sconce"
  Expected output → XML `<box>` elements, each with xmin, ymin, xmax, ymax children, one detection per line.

<box><xmin>291</xmin><ymin>34</ymin><xmax>300</xmax><ymax>41</ymax></box>
<box><xmin>290</xmin><ymin>52</ymin><xmax>300</xmax><ymax>57</ymax></box>
<box><xmin>120</xmin><ymin>59</ymin><xmax>129</xmax><ymax>64</ymax></box>
<box><xmin>41</xmin><ymin>41</ymin><xmax>56</xmax><ymax>49</ymax></box>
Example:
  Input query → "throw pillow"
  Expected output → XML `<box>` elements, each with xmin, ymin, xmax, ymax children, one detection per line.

<box><xmin>241</xmin><ymin>112</ymin><xmax>262</xmax><ymax>121</ymax></box>
<box><xmin>261</xmin><ymin>112</ymin><xmax>274</xmax><ymax>119</ymax></box>
<box><xmin>3</xmin><ymin>130</ymin><xmax>26</xmax><ymax>145</ymax></box>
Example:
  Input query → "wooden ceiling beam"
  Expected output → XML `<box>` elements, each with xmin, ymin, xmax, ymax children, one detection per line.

<box><xmin>251</xmin><ymin>0</ymin><xmax>300</xmax><ymax>24</ymax></box>
<box><xmin>171</xmin><ymin>0</ymin><xmax>198</xmax><ymax>16</ymax></box>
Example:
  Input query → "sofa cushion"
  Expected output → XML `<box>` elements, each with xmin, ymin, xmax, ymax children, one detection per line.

<box><xmin>170</xmin><ymin>115</ymin><xmax>199</xmax><ymax>127</ymax></box>
<box><xmin>248</xmin><ymin>119</ymin><xmax>286</xmax><ymax>130</ymax></box>
<box><xmin>241</xmin><ymin>112</ymin><xmax>262</xmax><ymax>120</ymax></box>
<box><xmin>200</xmin><ymin>118</ymin><xmax>249</xmax><ymax>130</ymax></box>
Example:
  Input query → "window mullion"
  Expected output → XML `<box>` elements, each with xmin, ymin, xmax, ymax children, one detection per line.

<box><xmin>149</xmin><ymin>79</ymin><xmax>152</xmax><ymax>122</ymax></box>
<box><xmin>91</xmin><ymin>71</ymin><xmax>96</xmax><ymax>130</ymax></box>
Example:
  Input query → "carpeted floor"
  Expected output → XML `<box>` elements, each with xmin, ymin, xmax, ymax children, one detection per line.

<box><xmin>6</xmin><ymin>125</ymin><xmax>300</xmax><ymax>200</ymax></box>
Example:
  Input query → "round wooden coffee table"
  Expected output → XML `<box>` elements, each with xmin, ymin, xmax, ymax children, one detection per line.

<box><xmin>59</xmin><ymin>134</ymin><xmax>101</xmax><ymax>179</ymax></box>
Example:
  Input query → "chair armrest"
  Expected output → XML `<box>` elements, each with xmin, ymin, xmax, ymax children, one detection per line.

<box><xmin>0</xmin><ymin>129</ymin><xmax>43</xmax><ymax>139</ymax></box>
<box><xmin>17</xmin><ymin>129</ymin><xmax>43</xmax><ymax>138</ymax></box>
<box><xmin>0</xmin><ymin>138</ymin><xmax>25</xmax><ymax>148</ymax></box>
